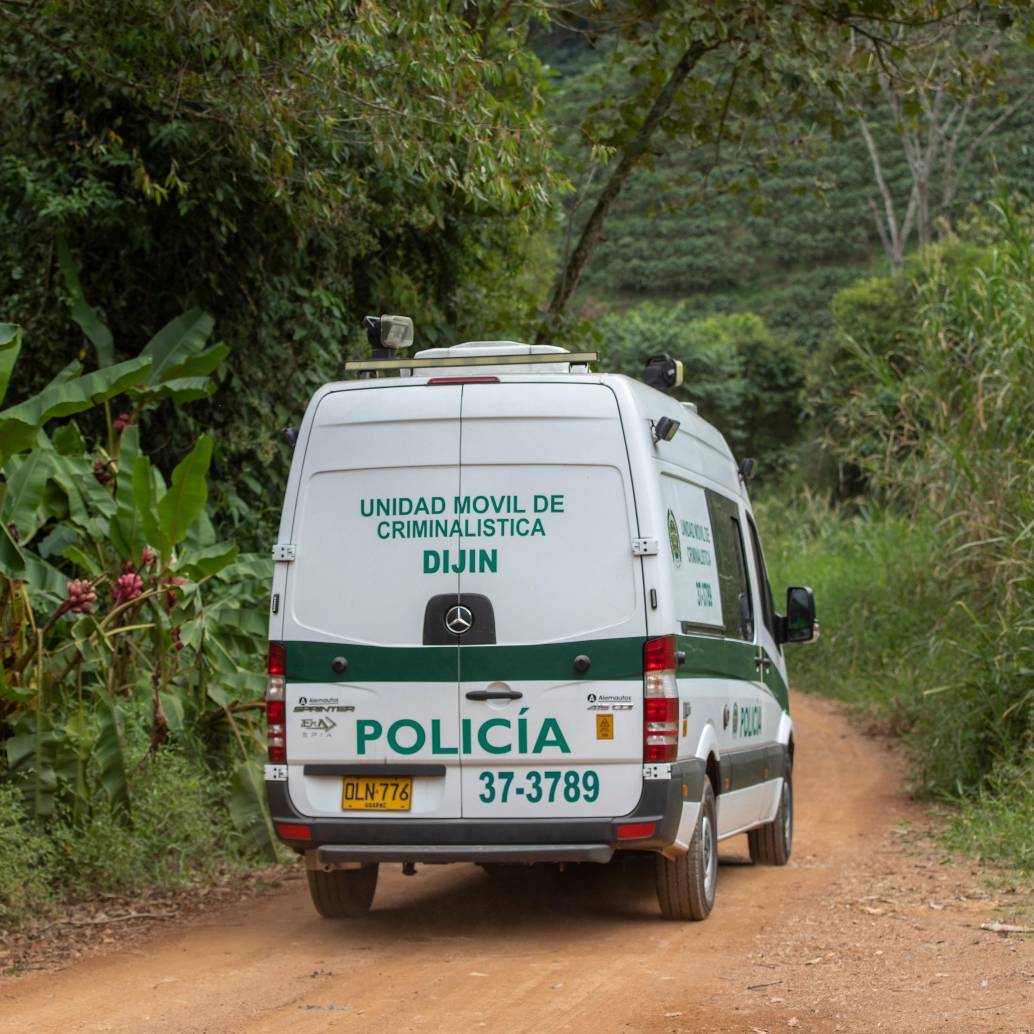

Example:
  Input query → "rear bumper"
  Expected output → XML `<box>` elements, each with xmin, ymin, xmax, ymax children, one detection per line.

<box><xmin>316</xmin><ymin>843</ymin><xmax>614</xmax><ymax>864</ymax></box>
<box><xmin>266</xmin><ymin>759</ymin><xmax>705</xmax><ymax>862</ymax></box>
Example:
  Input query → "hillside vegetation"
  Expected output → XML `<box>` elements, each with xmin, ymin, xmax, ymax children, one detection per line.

<box><xmin>542</xmin><ymin>33</ymin><xmax>1034</xmax><ymax>349</ymax></box>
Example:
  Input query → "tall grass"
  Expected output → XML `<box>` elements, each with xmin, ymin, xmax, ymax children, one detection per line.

<box><xmin>0</xmin><ymin>748</ymin><xmax>265</xmax><ymax>927</ymax></box>
<box><xmin>759</xmin><ymin>495</ymin><xmax>946</xmax><ymax>715</ymax></box>
<box><xmin>764</xmin><ymin>195</ymin><xmax>1034</xmax><ymax>871</ymax></box>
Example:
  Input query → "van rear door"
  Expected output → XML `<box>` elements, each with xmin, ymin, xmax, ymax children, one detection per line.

<box><xmin>454</xmin><ymin>382</ymin><xmax>647</xmax><ymax>819</ymax></box>
<box><xmin>280</xmin><ymin>384</ymin><xmax>462</xmax><ymax>820</ymax></box>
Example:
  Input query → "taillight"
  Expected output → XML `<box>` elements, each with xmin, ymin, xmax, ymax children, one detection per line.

<box><xmin>266</xmin><ymin>641</ymin><xmax>286</xmax><ymax>763</ymax></box>
<box><xmin>275</xmin><ymin>822</ymin><xmax>311</xmax><ymax>841</ymax></box>
<box><xmin>617</xmin><ymin>821</ymin><xmax>656</xmax><ymax>840</ymax></box>
<box><xmin>644</xmin><ymin>635</ymin><xmax>677</xmax><ymax>672</ymax></box>
<box><xmin>267</xmin><ymin>641</ymin><xmax>286</xmax><ymax>676</ymax></box>
<box><xmin>643</xmin><ymin>635</ymin><xmax>679</xmax><ymax>762</ymax></box>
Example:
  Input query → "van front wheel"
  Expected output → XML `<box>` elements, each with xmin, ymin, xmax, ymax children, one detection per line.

<box><xmin>306</xmin><ymin>864</ymin><xmax>379</xmax><ymax>918</ymax></box>
<box><xmin>654</xmin><ymin>783</ymin><xmax>717</xmax><ymax>921</ymax></box>
<box><xmin>748</xmin><ymin>771</ymin><xmax>793</xmax><ymax>866</ymax></box>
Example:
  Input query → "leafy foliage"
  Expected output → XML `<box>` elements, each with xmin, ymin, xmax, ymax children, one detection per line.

<box><xmin>538</xmin><ymin>24</ymin><xmax>1034</xmax><ymax>349</ymax></box>
<box><xmin>0</xmin><ymin>0</ymin><xmax>562</xmax><ymax>550</ymax></box>
<box><xmin>0</xmin><ymin>782</ymin><xmax>57</xmax><ymax>925</ymax></box>
<box><xmin>597</xmin><ymin>305</ymin><xmax>804</xmax><ymax>475</ymax></box>
<box><xmin>0</xmin><ymin>290</ymin><xmax>278</xmax><ymax>910</ymax></box>
<box><xmin>765</xmin><ymin>198</ymin><xmax>1034</xmax><ymax>841</ymax></box>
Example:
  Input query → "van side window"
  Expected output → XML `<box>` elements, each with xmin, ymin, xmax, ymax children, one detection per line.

<box><xmin>705</xmin><ymin>491</ymin><xmax>754</xmax><ymax>641</ymax></box>
<box><xmin>746</xmin><ymin>514</ymin><xmax>776</xmax><ymax>641</ymax></box>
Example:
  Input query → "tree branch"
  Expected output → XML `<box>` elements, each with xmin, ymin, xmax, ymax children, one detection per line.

<box><xmin>537</xmin><ymin>38</ymin><xmax>719</xmax><ymax>337</ymax></box>
<box><xmin>859</xmin><ymin>117</ymin><xmax>902</xmax><ymax>269</ymax></box>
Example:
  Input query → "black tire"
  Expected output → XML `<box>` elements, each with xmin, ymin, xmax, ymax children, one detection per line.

<box><xmin>655</xmin><ymin>782</ymin><xmax>718</xmax><ymax>921</ymax></box>
<box><xmin>306</xmin><ymin>864</ymin><xmax>378</xmax><ymax>918</ymax></box>
<box><xmin>748</xmin><ymin>769</ymin><xmax>793</xmax><ymax>866</ymax></box>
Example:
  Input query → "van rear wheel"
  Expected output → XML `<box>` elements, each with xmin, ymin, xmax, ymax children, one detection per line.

<box><xmin>655</xmin><ymin>783</ymin><xmax>717</xmax><ymax>921</ymax></box>
<box><xmin>306</xmin><ymin>864</ymin><xmax>379</xmax><ymax>918</ymax></box>
<box><xmin>748</xmin><ymin>770</ymin><xmax>793</xmax><ymax>866</ymax></box>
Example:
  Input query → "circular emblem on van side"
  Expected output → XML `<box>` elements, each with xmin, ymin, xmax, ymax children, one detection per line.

<box><xmin>445</xmin><ymin>605</ymin><xmax>474</xmax><ymax>636</ymax></box>
<box><xmin>667</xmin><ymin>510</ymin><xmax>681</xmax><ymax>568</ymax></box>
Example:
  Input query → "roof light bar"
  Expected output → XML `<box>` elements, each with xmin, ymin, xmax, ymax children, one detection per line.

<box><xmin>344</xmin><ymin>351</ymin><xmax>599</xmax><ymax>373</ymax></box>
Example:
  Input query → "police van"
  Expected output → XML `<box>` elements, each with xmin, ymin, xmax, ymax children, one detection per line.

<box><xmin>264</xmin><ymin>317</ymin><xmax>817</xmax><ymax>922</ymax></box>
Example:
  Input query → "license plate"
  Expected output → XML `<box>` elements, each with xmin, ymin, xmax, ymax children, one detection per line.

<box><xmin>341</xmin><ymin>775</ymin><xmax>412</xmax><ymax>811</ymax></box>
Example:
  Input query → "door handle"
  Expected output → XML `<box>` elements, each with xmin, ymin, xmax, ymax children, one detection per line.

<box><xmin>465</xmin><ymin>689</ymin><xmax>523</xmax><ymax>701</ymax></box>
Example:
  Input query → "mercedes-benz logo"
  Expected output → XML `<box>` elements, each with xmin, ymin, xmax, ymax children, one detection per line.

<box><xmin>444</xmin><ymin>605</ymin><xmax>474</xmax><ymax>636</ymax></box>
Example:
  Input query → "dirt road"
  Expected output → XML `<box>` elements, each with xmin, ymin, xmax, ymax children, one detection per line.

<box><xmin>2</xmin><ymin>693</ymin><xmax>1032</xmax><ymax>1034</ymax></box>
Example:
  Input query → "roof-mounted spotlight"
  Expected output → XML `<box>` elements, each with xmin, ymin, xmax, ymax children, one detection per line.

<box><xmin>738</xmin><ymin>458</ymin><xmax>756</xmax><ymax>481</ymax></box>
<box><xmin>360</xmin><ymin>314</ymin><xmax>415</xmax><ymax>378</ymax></box>
<box><xmin>653</xmin><ymin>416</ymin><xmax>680</xmax><ymax>443</ymax></box>
<box><xmin>364</xmin><ymin>314</ymin><xmax>414</xmax><ymax>355</ymax></box>
<box><xmin>643</xmin><ymin>354</ymin><xmax>684</xmax><ymax>395</ymax></box>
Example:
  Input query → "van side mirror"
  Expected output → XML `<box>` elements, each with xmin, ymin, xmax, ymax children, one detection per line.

<box><xmin>782</xmin><ymin>586</ymin><xmax>816</xmax><ymax>644</ymax></box>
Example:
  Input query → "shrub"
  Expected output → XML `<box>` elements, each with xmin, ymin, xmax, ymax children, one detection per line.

<box><xmin>764</xmin><ymin>196</ymin><xmax>1034</xmax><ymax>866</ymax></box>
<box><xmin>0</xmin><ymin>783</ymin><xmax>58</xmax><ymax>925</ymax></box>
<box><xmin>597</xmin><ymin>304</ymin><xmax>804</xmax><ymax>477</ymax></box>
<box><xmin>54</xmin><ymin>751</ymin><xmax>242</xmax><ymax>894</ymax></box>
<box><xmin>943</xmin><ymin>754</ymin><xmax>1034</xmax><ymax>873</ymax></box>
<box><xmin>757</xmin><ymin>494</ymin><xmax>945</xmax><ymax>716</ymax></box>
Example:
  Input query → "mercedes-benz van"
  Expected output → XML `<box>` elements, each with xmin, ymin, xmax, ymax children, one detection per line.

<box><xmin>264</xmin><ymin>334</ymin><xmax>817</xmax><ymax>921</ymax></box>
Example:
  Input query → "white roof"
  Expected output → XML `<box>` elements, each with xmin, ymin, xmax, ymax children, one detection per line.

<box><xmin>408</xmin><ymin>342</ymin><xmax>587</xmax><ymax>377</ymax></box>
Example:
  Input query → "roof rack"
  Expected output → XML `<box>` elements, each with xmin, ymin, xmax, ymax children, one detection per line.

<box><xmin>344</xmin><ymin>351</ymin><xmax>599</xmax><ymax>373</ymax></box>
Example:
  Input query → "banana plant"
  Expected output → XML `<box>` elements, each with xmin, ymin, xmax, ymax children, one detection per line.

<box><xmin>1</xmin><ymin>249</ymin><xmax>276</xmax><ymax>856</ymax></box>
<box><xmin>0</xmin><ymin>345</ymin><xmax>246</xmax><ymax>830</ymax></box>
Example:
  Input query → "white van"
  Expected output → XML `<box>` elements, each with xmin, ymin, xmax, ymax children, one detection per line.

<box><xmin>264</xmin><ymin>330</ymin><xmax>817</xmax><ymax>922</ymax></box>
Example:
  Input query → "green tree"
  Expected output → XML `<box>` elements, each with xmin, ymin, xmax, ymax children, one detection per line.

<box><xmin>598</xmin><ymin>304</ymin><xmax>803</xmax><ymax>474</ymax></box>
<box><xmin>0</xmin><ymin>0</ymin><xmax>562</xmax><ymax>546</ymax></box>
<box><xmin>853</xmin><ymin>15</ymin><xmax>1033</xmax><ymax>271</ymax></box>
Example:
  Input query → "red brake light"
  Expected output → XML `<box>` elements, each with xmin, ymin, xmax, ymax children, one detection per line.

<box><xmin>275</xmin><ymin>823</ymin><xmax>312</xmax><ymax>841</ymax></box>
<box><xmin>617</xmin><ymin>822</ymin><xmax>656</xmax><ymax>840</ymax></box>
<box><xmin>644</xmin><ymin>742</ymin><xmax>677</xmax><ymax>762</ymax></box>
<box><xmin>267</xmin><ymin>641</ymin><xmax>286</xmax><ymax>676</ymax></box>
<box><xmin>427</xmin><ymin>376</ymin><xmax>500</xmax><ymax>385</ymax></box>
<box><xmin>266</xmin><ymin>696</ymin><xmax>286</xmax><ymax>764</ymax></box>
<box><xmin>644</xmin><ymin>635</ymin><xmax>677</xmax><ymax>672</ymax></box>
<box><xmin>644</xmin><ymin>636</ymin><xmax>679</xmax><ymax>762</ymax></box>
<box><xmin>645</xmin><ymin>698</ymin><xmax>678</xmax><ymax>723</ymax></box>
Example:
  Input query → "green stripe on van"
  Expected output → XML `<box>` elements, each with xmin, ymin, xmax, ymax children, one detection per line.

<box><xmin>282</xmin><ymin>637</ymin><xmax>644</xmax><ymax>684</ymax></box>
<box><xmin>463</xmin><ymin>637</ymin><xmax>644</xmax><ymax>682</ymax></box>
<box><xmin>675</xmin><ymin>635</ymin><xmax>790</xmax><ymax>711</ymax></box>
<box><xmin>284</xmin><ymin>641</ymin><xmax>459</xmax><ymax>684</ymax></box>
<box><xmin>281</xmin><ymin>635</ymin><xmax>789</xmax><ymax>709</ymax></box>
